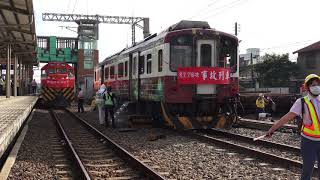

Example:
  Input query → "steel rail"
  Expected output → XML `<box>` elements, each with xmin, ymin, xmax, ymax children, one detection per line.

<box><xmin>64</xmin><ymin>108</ymin><xmax>166</xmax><ymax>180</ymax></box>
<box><xmin>237</xmin><ymin>118</ymin><xmax>297</xmax><ymax>132</ymax></box>
<box><xmin>187</xmin><ymin>131</ymin><xmax>303</xmax><ymax>169</ymax></box>
<box><xmin>192</xmin><ymin>130</ymin><xmax>320</xmax><ymax>177</ymax></box>
<box><xmin>201</xmin><ymin>128</ymin><xmax>300</xmax><ymax>154</ymax></box>
<box><xmin>50</xmin><ymin>110</ymin><xmax>91</xmax><ymax>180</ymax></box>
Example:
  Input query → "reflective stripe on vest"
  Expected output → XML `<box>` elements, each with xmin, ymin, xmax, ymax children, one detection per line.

<box><xmin>105</xmin><ymin>92</ymin><xmax>113</xmax><ymax>106</ymax></box>
<box><xmin>302</xmin><ymin>96</ymin><xmax>320</xmax><ymax>138</ymax></box>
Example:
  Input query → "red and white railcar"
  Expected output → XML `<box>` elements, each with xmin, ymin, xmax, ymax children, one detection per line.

<box><xmin>95</xmin><ymin>20</ymin><xmax>240</xmax><ymax>129</ymax></box>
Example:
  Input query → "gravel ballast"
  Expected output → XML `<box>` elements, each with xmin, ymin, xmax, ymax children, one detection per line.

<box><xmin>71</xmin><ymin>107</ymin><xmax>302</xmax><ymax>179</ymax></box>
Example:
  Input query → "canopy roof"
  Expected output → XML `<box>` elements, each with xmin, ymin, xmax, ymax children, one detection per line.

<box><xmin>0</xmin><ymin>0</ymin><xmax>37</xmax><ymax>65</ymax></box>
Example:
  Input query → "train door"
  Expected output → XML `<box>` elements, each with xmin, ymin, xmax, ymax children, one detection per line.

<box><xmin>130</xmin><ymin>52</ymin><xmax>139</xmax><ymax>101</ymax></box>
<box><xmin>100</xmin><ymin>65</ymin><xmax>104</xmax><ymax>85</ymax></box>
<box><xmin>196</xmin><ymin>40</ymin><xmax>216</xmax><ymax>94</ymax></box>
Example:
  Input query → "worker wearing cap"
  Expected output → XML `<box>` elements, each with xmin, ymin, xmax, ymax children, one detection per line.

<box><xmin>256</xmin><ymin>93</ymin><xmax>269</xmax><ymax>120</ymax></box>
<box><xmin>266</xmin><ymin>74</ymin><xmax>320</xmax><ymax>179</ymax></box>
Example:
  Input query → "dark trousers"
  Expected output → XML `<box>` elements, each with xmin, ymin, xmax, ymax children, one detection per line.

<box><xmin>32</xmin><ymin>86</ymin><xmax>36</xmax><ymax>94</ymax></box>
<box><xmin>105</xmin><ymin>105</ymin><xmax>115</xmax><ymax>128</ymax></box>
<box><xmin>78</xmin><ymin>99</ymin><xmax>84</xmax><ymax>112</ymax></box>
<box><xmin>300</xmin><ymin>136</ymin><xmax>320</xmax><ymax>180</ymax></box>
<box><xmin>0</xmin><ymin>85</ymin><xmax>2</xmax><ymax>95</ymax></box>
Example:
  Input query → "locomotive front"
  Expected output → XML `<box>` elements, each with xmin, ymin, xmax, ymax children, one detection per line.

<box><xmin>162</xmin><ymin>23</ymin><xmax>239</xmax><ymax>129</ymax></box>
<box><xmin>40</xmin><ymin>62</ymin><xmax>75</xmax><ymax>107</ymax></box>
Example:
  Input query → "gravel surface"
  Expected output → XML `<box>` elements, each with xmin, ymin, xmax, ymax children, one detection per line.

<box><xmin>70</xmin><ymin>106</ymin><xmax>302</xmax><ymax>179</ymax></box>
<box><xmin>55</xmin><ymin>110</ymin><xmax>145</xmax><ymax>179</ymax></box>
<box><xmin>228</xmin><ymin>127</ymin><xmax>301</xmax><ymax>147</ymax></box>
<box><xmin>8</xmin><ymin>109</ymin><xmax>62</xmax><ymax>179</ymax></box>
<box><xmin>203</xmin><ymin>131</ymin><xmax>301</xmax><ymax>162</ymax></box>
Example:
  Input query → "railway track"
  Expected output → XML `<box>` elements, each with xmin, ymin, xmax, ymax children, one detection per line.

<box><xmin>188</xmin><ymin>128</ymin><xmax>317</xmax><ymax>176</ymax></box>
<box><xmin>50</xmin><ymin>109</ymin><xmax>166</xmax><ymax>180</ymax></box>
<box><xmin>236</xmin><ymin>118</ymin><xmax>298</xmax><ymax>132</ymax></box>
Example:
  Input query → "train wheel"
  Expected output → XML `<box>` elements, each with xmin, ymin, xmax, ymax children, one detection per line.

<box><xmin>216</xmin><ymin>102</ymin><xmax>237</xmax><ymax>129</ymax></box>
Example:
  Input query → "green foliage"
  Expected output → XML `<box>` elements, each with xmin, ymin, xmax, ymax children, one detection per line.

<box><xmin>254</xmin><ymin>53</ymin><xmax>300</xmax><ymax>87</ymax></box>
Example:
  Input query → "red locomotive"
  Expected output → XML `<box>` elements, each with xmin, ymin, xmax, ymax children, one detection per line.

<box><xmin>94</xmin><ymin>20</ymin><xmax>240</xmax><ymax>129</ymax></box>
<box><xmin>40</xmin><ymin>62</ymin><xmax>75</xmax><ymax>106</ymax></box>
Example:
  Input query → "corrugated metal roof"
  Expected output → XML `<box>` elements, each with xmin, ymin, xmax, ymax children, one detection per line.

<box><xmin>0</xmin><ymin>0</ymin><xmax>37</xmax><ymax>65</ymax></box>
<box><xmin>293</xmin><ymin>40</ymin><xmax>320</xmax><ymax>54</ymax></box>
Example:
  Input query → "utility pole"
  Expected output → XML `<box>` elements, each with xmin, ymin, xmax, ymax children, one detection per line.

<box><xmin>235</xmin><ymin>22</ymin><xmax>238</xmax><ymax>36</ymax></box>
<box><xmin>250</xmin><ymin>53</ymin><xmax>255</xmax><ymax>89</ymax></box>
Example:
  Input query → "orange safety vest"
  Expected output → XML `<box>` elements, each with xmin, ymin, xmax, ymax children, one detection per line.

<box><xmin>302</xmin><ymin>96</ymin><xmax>320</xmax><ymax>138</ymax></box>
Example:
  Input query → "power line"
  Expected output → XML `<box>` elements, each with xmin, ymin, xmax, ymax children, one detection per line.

<box><xmin>66</xmin><ymin>0</ymin><xmax>71</xmax><ymax>14</ymax></box>
<box><xmin>71</xmin><ymin>0</ymin><xmax>79</xmax><ymax>14</ymax></box>
<box><xmin>86</xmin><ymin>0</ymin><xmax>88</xmax><ymax>16</ymax></box>
<box><xmin>260</xmin><ymin>40</ymin><xmax>314</xmax><ymax>50</ymax></box>
<box><xmin>201</xmin><ymin>0</ymin><xmax>248</xmax><ymax>20</ymax></box>
<box><xmin>189</xmin><ymin>0</ymin><xmax>221</xmax><ymax>20</ymax></box>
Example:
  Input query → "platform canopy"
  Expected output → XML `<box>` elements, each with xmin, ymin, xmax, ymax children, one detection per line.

<box><xmin>0</xmin><ymin>0</ymin><xmax>37</xmax><ymax>65</ymax></box>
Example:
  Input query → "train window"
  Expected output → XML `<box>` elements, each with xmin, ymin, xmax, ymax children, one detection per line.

<box><xmin>48</xmin><ymin>68</ymin><xmax>56</xmax><ymax>74</ymax></box>
<box><xmin>139</xmin><ymin>55</ymin><xmax>145</xmax><ymax>74</ymax></box>
<box><xmin>170</xmin><ymin>46</ymin><xmax>192</xmax><ymax>71</ymax></box>
<box><xmin>219</xmin><ymin>37</ymin><xmax>238</xmax><ymax>73</ymax></box>
<box><xmin>110</xmin><ymin>66</ymin><xmax>115</xmax><ymax>79</ymax></box>
<box><xmin>200</xmin><ymin>44</ymin><xmax>212</xmax><ymax>67</ymax></box>
<box><xmin>133</xmin><ymin>57</ymin><xmax>137</xmax><ymax>75</ymax></box>
<box><xmin>68</xmin><ymin>70</ymin><xmax>73</xmax><ymax>77</ymax></box>
<box><xmin>147</xmin><ymin>54</ymin><xmax>152</xmax><ymax>74</ymax></box>
<box><xmin>41</xmin><ymin>70</ymin><xmax>47</xmax><ymax>77</ymax></box>
<box><xmin>105</xmin><ymin>67</ymin><xmax>109</xmax><ymax>79</ymax></box>
<box><xmin>118</xmin><ymin>63</ymin><xmax>124</xmax><ymax>78</ymax></box>
<box><xmin>125</xmin><ymin>61</ymin><xmax>128</xmax><ymax>77</ymax></box>
<box><xmin>158</xmin><ymin>50</ymin><xmax>163</xmax><ymax>72</ymax></box>
<box><xmin>56</xmin><ymin>69</ymin><xmax>67</xmax><ymax>73</ymax></box>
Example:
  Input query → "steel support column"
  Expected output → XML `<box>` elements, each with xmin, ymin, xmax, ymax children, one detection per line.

<box><xmin>6</xmin><ymin>44</ymin><xmax>11</xmax><ymax>98</ymax></box>
<box><xmin>19</xmin><ymin>58</ymin><xmax>22</xmax><ymax>95</ymax></box>
<box><xmin>13</xmin><ymin>55</ymin><xmax>17</xmax><ymax>96</ymax></box>
<box><xmin>25</xmin><ymin>65</ymin><xmax>29</xmax><ymax>94</ymax></box>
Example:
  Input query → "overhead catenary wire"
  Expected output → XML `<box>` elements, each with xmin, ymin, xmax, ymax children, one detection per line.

<box><xmin>189</xmin><ymin>0</ymin><xmax>221</xmax><ymax>20</ymax></box>
<box><xmin>71</xmin><ymin>0</ymin><xmax>79</xmax><ymax>14</ymax></box>
<box><xmin>200</xmin><ymin>0</ymin><xmax>249</xmax><ymax>20</ymax></box>
<box><xmin>259</xmin><ymin>40</ymin><xmax>314</xmax><ymax>51</ymax></box>
<box><xmin>66</xmin><ymin>0</ymin><xmax>72</xmax><ymax>14</ymax></box>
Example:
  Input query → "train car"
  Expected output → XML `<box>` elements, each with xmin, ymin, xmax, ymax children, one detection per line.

<box><xmin>95</xmin><ymin>20</ymin><xmax>240</xmax><ymax>129</ymax></box>
<box><xmin>40</xmin><ymin>62</ymin><xmax>75</xmax><ymax>107</ymax></box>
<box><xmin>93</xmin><ymin>64</ymin><xmax>102</xmax><ymax>91</ymax></box>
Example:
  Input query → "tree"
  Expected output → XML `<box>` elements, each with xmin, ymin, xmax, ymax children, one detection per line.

<box><xmin>254</xmin><ymin>53</ymin><xmax>300</xmax><ymax>87</ymax></box>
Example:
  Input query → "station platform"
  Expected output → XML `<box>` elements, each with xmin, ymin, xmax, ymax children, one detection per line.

<box><xmin>0</xmin><ymin>96</ymin><xmax>38</xmax><ymax>160</ymax></box>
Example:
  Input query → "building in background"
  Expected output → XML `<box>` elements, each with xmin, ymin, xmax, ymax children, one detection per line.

<box><xmin>293</xmin><ymin>40</ymin><xmax>320</xmax><ymax>79</ymax></box>
<box><xmin>239</xmin><ymin>48</ymin><xmax>261</xmax><ymax>89</ymax></box>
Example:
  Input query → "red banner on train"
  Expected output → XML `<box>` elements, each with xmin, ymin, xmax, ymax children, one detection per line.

<box><xmin>177</xmin><ymin>67</ymin><xmax>230</xmax><ymax>84</ymax></box>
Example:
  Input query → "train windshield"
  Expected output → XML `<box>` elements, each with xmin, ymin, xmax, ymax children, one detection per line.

<box><xmin>56</xmin><ymin>68</ymin><xmax>67</xmax><ymax>74</ymax></box>
<box><xmin>48</xmin><ymin>68</ymin><xmax>56</xmax><ymax>74</ymax></box>
<box><xmin>218</xmin><ymin>37</ymin><xmax>238</xmax><ymax>73</ymax></box>
<box><xmin>170</xmin><ymin>35</ymin><xmax>193</xmax><ymax>71</ymax></box>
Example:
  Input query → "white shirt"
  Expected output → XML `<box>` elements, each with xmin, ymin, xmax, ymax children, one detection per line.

<box><xmin>290</xmin><ymin>94</ymin><xmax>320</xmax><ymax>141</ymax></box>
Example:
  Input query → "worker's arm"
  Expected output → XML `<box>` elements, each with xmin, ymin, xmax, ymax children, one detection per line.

<box><xmin>266</xmin><ymin>111</ymin><xmax>297</xmax><ymax>137</ymax></box>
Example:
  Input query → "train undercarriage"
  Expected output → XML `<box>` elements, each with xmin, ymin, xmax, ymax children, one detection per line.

<box><xmin>121</xmin><ymin>96</ymin><xmax>240</xmax><ymax>130</ymax></box>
